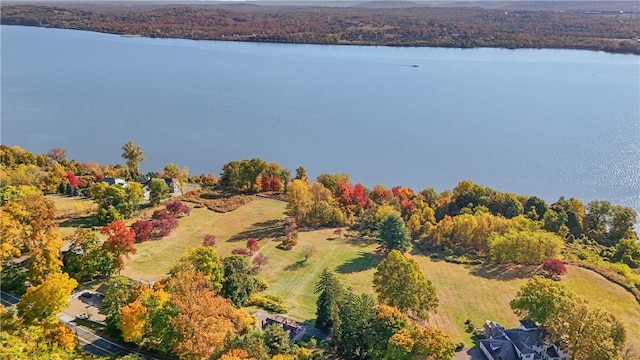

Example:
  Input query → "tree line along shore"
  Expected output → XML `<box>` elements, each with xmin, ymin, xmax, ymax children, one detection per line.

<box><xmin>1</xmin><ymin>2</ymin><xmax>639</xmax><ymax>54</ymax></box>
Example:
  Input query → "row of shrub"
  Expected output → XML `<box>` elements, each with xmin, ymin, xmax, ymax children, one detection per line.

<box><xmin>248</xmin><ymin>294</ymin><xmax>288</xmax><ymax>314</ymax></box>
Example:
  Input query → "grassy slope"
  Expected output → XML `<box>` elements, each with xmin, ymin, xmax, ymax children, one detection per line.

<box><xmin>121</xmin><ymin>198</ymin><xmax>287</xmax><ymax>281</ymax></box>
<box><xmin>117</xmin><ymin>198</ymin><xmax>640</xmax><ymax>347</ymax></box>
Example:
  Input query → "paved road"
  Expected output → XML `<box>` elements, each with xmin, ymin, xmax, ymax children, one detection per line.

<box><xmin>2</xmin><ymin>290</ymin><xmax>156</xmax><ymax>359</ymax></box>
<box><xmin>0</xmin><ymin>290</ymin><xmax>20</xmax><ymax>307</ymax></box>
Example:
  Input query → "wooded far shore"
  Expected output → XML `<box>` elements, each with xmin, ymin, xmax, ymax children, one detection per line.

<box><xmin>1</xmin><ymin>1</ymin><xmax>639</xmax><ymax>55</ymax></box>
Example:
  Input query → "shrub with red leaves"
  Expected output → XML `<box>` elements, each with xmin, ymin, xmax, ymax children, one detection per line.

<box><xmin>542</xmin><ymin>258</ymin><xmax>567</xmax><ymax>276</ymax></box>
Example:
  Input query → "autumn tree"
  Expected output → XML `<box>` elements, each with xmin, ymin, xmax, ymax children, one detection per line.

<box><xmin>164</xmin><ymin>270</ymin><xmax>254</xmax><ymax>359</ymax></box>
<box><xmin>542</xmin><ymin>258</ymin><xmax>567</xmax><ymax>276</ymax></box>
<box><xmin>45</xmin><ymin>147</ymin><xmax>67</xmax><ymax>163</ymax></box>
<box><xmin>100</xmin><ymin>220</ymin><xmax>137</xmax><ymax>271</ymax></box>
<box><xmin>103</xmin><ymin>276</ymin><xmax>135</xmax><ymax>334</ymax></box>
<box><xmin>252</xmin><ymin>252</ymin><xmax>269</xmax><ymax>269</ymax></box>
<box><xmin>545</xmin><ymin>298</ymin><xmax>626</xmax><ymax>360</ymax></box>
<box><xmin>203</xmin><ymin>234</ymin><xmax>216</xmax><ymax>247</ymax></box>
<box><xmin>17</xmin><ymin>272</ymin><xmax>78</xmax><ymax>325</ymax></box>
<box><xmin>131</xmin><ymin>220</ymin><xmax>153</xmax><ymax>243</ymax></box>
<box><xmin>120</xmin><ymin>299</ymin><xmax>148</xmax><ymax>344</ymax></box>
<box><xmin>366</xmin><ymin>305</ymin><xmax>410</xmax><ymax>359</ymax></box>
<box><xmin>121</xmin><ymin>141</ymin><xmax>145</xmax><ymax>180</ymax></box>
<box><xmin>170</xmin><ymin>246</ymin><xmax>225</xmax><ymax>292</ymax></box>
<box><xmin>509</xmin><ymin>276</ymin><xmax>576</xmax><ymax>325</ymax></box>
<box><xmin>294</xmin><ymin>166</ymin><xmax>308</xmax><ymax>182</ymax></box>
<box><xmin>489</xmin><ymin>229</ymin><xmax>564</xmax><ymax>264</ymax></box>
<box><xmin>149</xmin><ymin>178</ymin><xmax>170</xmax><ymax>205</ymax></box>
<box><xmin>3</xmin><ymin>195</ymin><xmax>63</xmax><ymax>285</ymax></box>
<box><xmin>314</xmin><ymin>268</ymin><xmax>343</xmax><ymax>332</ymax></box>
<box><xmin>377</xmin><ymin>214</ymin><xmax>411</xmax><ymax>253</ymax></box>
<box><xmin>373</xmin><ymin>250</ymin><xmax>438</xmax><ymax>319</ymax></box>
<box><xmin>246</xmin><ymin>238</ymin><xmax>259</xmax><ymax>254</ymax></box>
<box><xmin>387</xmin><ymin>326</ymin><xmax>456</xmax><ymax>360</ymax></box>
<box><xmin>165</xmin><ymin>200</ymin><xmax>191</xmax><ymax>217</ymax></box>
<box><xmin>286</xmin><ymin>179</ymin><xmax>312</xmax><ymax>224</ymax></box>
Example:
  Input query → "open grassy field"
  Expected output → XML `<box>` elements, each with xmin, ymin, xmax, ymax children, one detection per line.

<box><xmin>121</xmin><ymin>198</ymin><xmax>287</xmax><ymax>281</ymax></box>
<box><xmin>48</xmin><ymin>195</ymin><xmax>98</xmax><ymax>237</ymax></box>
<box><xmin>116</xmin><ymin>197</ymin><xmax>640</xmax><ymax>347</ymax></box>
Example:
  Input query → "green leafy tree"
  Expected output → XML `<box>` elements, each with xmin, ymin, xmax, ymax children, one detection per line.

<box><xmin>489</xmin><ymin>229</ymin><xmax>564</xmax><ymax>264</ymax></box>
<box><xmin>263</xmin><ymin>324</ymin><xmax>293</xmax><ymax>357</ymax></box>
<box><xmin>170</xmin><ymin>246</ymin><xmax>225</xmax><ymax>292</ymax></box>
<box><xmin>373</xmin><ymin>250</ymin><xmax>438</xmax><ymax>319</ymax></box>
<box><xmin>221</xmin><ymin>255</ymin><xmax>257</xmax><ymax>306</ymax></box>
<box><xmin>294</xmin><ymin>166</ymin><xmax>308</xmax><ymax>182</ymax></box>
<box><xmin>546</xmin><ymin>298</ymin><xmax>625</xmax><ymax>360</ymax></box>
<box><xmin>314</xmin><ymin>268</ymin><xmax>343</xmax><ymax>332</ymax></box>
<box><xmin>509</xmin><ymin>276</ymin><xmax>575</xmax><ymax>325</ymax></box>
<box><xmin>103</xmin><ymin>276</ymin><xmax>135</xmax><ymax>334</ymax></box>
<box><xmin>121</xmin><ymin>141</ymin><xmax>145</xmax><ymax>180</ymax></box>
<box><xmin>331</xmin><ymin>290</ymin><xmax>376</xmax><ymax>360</ymax></box>
<box><xmin>377</xmin><ymin>214</ymin><xmax>411</xmax><ymax>253</ymax></box>
<box><xmin>62</xmin><ymin>229</ymin><xmax>116</xmax><ymax>281</ymax></box>
<box><xmin>149</xmin><ymin>178</ymin><xmax>170</xmax><ymax>206</ymax></box>
<box><xmin>17</xmin><ymin>272</ymin><xmax>78</xmax><ymax>325</ymax></box>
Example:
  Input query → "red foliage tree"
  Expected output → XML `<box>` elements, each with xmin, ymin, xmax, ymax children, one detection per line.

<box><xmin>542</xmin><ymin>258</ymin><xmax>567</xmax><ymax>276</ymax></box>
<box><xmin>352</xmin><ymin>183</ymin><xmax>368</xmax><ymax>208</ymax></box>
<box><xmin>252</xmin><ymin>252</ymin><xmax>268</xmax><ymax>268</ymax></box>
<box><xmin>66</xmin><ymin>171</ymin><xmax>80</xmax><ymax>188</ymax></box>
<box><xmin>246</xmin><ymin>238</ymin><xmax>259</xmax><ymax>254</ymax></box>
<box><xmin>151</xmin><ymin>209</ymin><xmax>178</xmax><ymax>238</ymax></box>
<box><xmin>100</xmin><ymin>220</ymin><xmax>137</xmax><ymax>271</ymax></box>
<box><xmin>165</xmin><ymin>200</ymin><xmax>191</xmax><ymax>217</ymax></box>
<box><xmin>335</xmin><ymin>181</ymin><xmax>354</xmax><ymax>208</ymax></box>
<box><xmin>269</xmin><ymin>176</ymin><xmax>281</xmax><ymax>192</ymax></box>
<box><xmin>231</xmin><ymin>248</ymin><xmax>250</xmax><ymax>256</ymax></box>
<box><xmin>95</xmin><ymin>174</ymin><xmax>105</xmax><ymax>182</ymax></box>
<box><xmin>131</xmin><ymin>220</ymin><xmax>153</xmax><ymax>243</ymax></box>
<box><xmin>203</xmin><ymin>234</ymin><xmax>216</xmax><ymax>247</ymax></box>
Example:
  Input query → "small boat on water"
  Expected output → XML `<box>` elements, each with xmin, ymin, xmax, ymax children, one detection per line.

<box><xmin>412</xmin><ymin>65</ymin><xmax>419</xmax><ymax>68</ymax></box>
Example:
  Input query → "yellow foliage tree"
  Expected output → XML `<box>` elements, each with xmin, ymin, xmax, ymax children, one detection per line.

<box><xmin>219</xmin><ymin>349</ymin><xmax>255</xmax><ymax>360</ymax></box>
<box><xmin>17</xmin><ymin>272</ymin><xmax>78</xmax><ymax>325</ymax></box>
<box><xmin>271</xmin><ymin>355</ymin><xmax>296</xmax><ymax>360</ymax></box>
<box><xmin>120</xmin><ymin>299</ymin><xmax>148</xmax><ymax>344</ymax></box>
<box><xmin>45</xmin><ymin>323</ymin><xmax>76</xmax><ymax>350</ymax></box>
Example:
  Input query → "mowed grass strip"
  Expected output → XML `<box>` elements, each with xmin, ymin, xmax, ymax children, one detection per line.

<box><xmin>121</xmin><ymin>198</ymin><xmax>287</xmax><ymax>281</ymax></box>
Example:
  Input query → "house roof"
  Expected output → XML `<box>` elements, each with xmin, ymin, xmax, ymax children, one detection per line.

<box><xmin>546</xmin><ymin>346</ymin><xmax>559</xmax><ymax>358</ymax></box>
<box><xmin>481</xmin><ymin>338</ymin><xmax>518</xmax><ymax>360</ymax></box>
<box><xmin>520</xmin><ymin>319</ymin><xmax>538</xmax><ymax>330</ymax></box>
<box><xmin>263</xmin><ymin>315</ymin><xmax>304</xmax><ymax>342</ymax></box>
<box><xmin>505</xmin><ymin>329</ymin><xmax>545</xmax><ymax>355</ymax></box>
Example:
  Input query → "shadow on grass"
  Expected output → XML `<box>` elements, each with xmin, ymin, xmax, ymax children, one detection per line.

<box><xmin>470</xmin><ymin>263</ymin><xmax>539</xmax><ymax>281</ymax></box>
<box><xmin>284</xmin><ymin>259</ymin><xmax>309</xmax><ymax>271</ymax></box>
<box><xmin>336</xmin><ymin>252</ymin><xmax>382</xmax><ymax>274</ymax></box>
<box><xmin>59</xmin><ymin>214</ymin><xmax>101</xmax><ymax>229</ymax></box>
<box><xmin>228</xmin><ymin>219</ymin><xmax>282</xmax><ymax>242</ymax></box>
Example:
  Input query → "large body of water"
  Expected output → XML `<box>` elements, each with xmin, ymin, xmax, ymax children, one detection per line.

<box><xmin>2</xmin><ymin>25</ymin><xmax>639</xmax><ymax>215</ymax></box>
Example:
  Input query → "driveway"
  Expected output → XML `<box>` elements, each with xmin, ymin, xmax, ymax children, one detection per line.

<box><xmin>66</xmin><ymin>292</ymin><xmax>106</xmax><ymax>322</ymax></box>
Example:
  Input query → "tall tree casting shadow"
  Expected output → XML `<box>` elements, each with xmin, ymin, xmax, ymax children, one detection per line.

<box><xmin>336</xmin><ymin>252</ymin><xmax>382</xmax><ymax>274</ymax></box>
<box><xmin>227</xmin><ymin>219</ymin><xmax>282</xmax><ymax>242</ymax></box>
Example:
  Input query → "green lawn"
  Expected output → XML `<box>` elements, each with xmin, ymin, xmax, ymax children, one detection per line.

<box><xmin>258</xmin><ymin>229</ymin><xmax>380</xmax><ymax>324</ymax></box>
<box><xmin>121</xmin><ymin>198</ymin><xmax>287</xmax><ymax>281</ymax></box>
<box><xmin>117</xmin><ymin>197</ymin><xmax>640</xmax><ymax>348</ymax></box>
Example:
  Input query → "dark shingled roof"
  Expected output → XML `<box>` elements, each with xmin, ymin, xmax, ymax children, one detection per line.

<box><xmin>481</xmin><ymin>338</ymin><xmax>518</xmax><ymax>360</ymax></box>
<box><xmin>547</xmin><ymin>346</ymin><xmax>560</xmax><ymax>358</ymax></box>
<box><xmin>505</xmin><ymin>329</ymin><xmax>545</xmax><ymax>355</ymax></box>
<box><xmin>520</xmin><ymin>319</ymin><xmax>538</xmax><ymax>330</ymax></box>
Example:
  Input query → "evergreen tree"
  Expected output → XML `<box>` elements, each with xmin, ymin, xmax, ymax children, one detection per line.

<box><xmin>314</xmin><ymin>268</ymin><xmax>343</xmax><ymax>332</ymax></box>
<box><xmin>378</xmin><ymin>214</ymin><xmax>411</xmax><ymax>253</ymax></box>
<box><xmin>331</xmin><ymin>290</ymin><xmax>376</xmax><ymax>360</ymax></box>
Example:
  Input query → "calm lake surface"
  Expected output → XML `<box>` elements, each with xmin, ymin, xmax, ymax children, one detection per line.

<box><xmin>2</xmin><ymin>25</ymin><xmax>639</xmax><ymax>215</ymax></box>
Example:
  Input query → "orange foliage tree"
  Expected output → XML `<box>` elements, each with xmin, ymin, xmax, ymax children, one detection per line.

<box><xmin>100</xmin><ymin>220</ymin><xmax>137</xmax><ymax>271</ymax></box>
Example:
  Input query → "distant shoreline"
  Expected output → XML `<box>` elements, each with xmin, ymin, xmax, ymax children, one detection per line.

<box><xmin>2</xmin><ymin>3</ymin><xmax>639</xmax><ymax>55</ymax></box>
